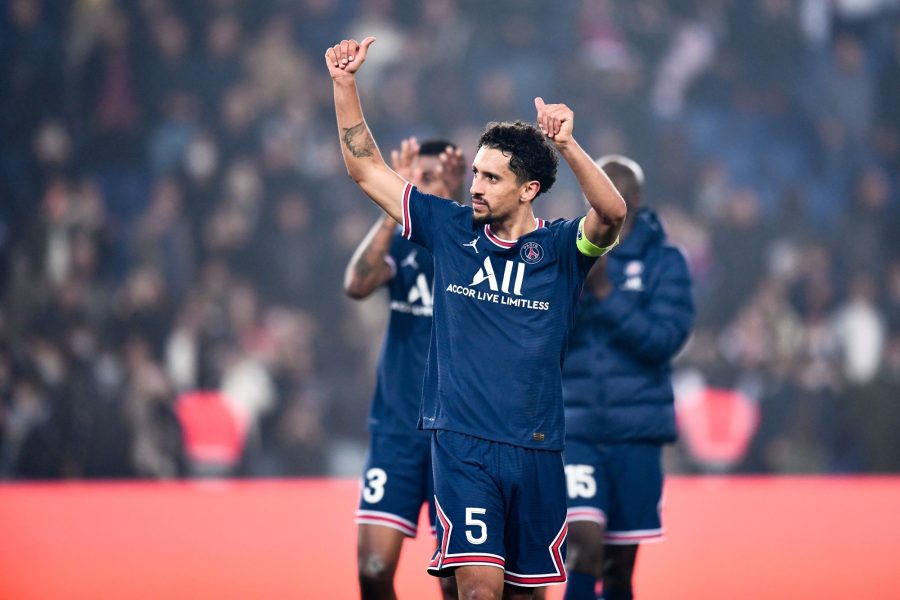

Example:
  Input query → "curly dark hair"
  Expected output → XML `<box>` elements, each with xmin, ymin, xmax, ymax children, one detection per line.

<box><xmin>477</xmin><ymin>121</ymin><xmax>558</xmax><ymax>197</ymax></box>
<box><xmin>418</xmin><ymin>139</ymin><xmax>458</xmax><ymax>157</ymax></box>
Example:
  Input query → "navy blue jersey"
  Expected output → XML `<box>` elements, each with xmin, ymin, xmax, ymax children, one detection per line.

<box><xmin>401</xmin><ymin>184</ymin><xmax>595</xmax><ymax>450</ymax></box>
<box><xmin>368</xmin><ymin>231</ymin><xmax>435</xmax><ymax>434</ymax></box>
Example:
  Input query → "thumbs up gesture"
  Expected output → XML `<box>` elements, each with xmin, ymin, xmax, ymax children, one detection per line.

<box><xmin>325</xmin><ymin>37</ymin><xmax>376</xmax><ymax>80</ymax></box>
<box><xmin>534</xmin><ymin>97</ymin><xmax>574</xmax><ymax>148</ymax></box>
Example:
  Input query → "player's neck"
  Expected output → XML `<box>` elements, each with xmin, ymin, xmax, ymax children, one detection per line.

<box><xmin>487</xmin><ymin>210</ymin><xmax>539</xmax><ymax>242</ymax></box>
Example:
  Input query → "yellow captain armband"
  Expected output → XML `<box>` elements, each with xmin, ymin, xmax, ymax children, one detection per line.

<box><xmin>576</xmin><ymin>217</ymin><xmax>619</xmax><ymax>257</ymax></box>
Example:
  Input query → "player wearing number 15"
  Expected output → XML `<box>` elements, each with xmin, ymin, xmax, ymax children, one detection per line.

<box><xmin>325</xmin><ymin>37</ymin><xmax>626</xmax><ymax>599</ymax></box>
<box><xmin>562</xmin><ymin>156</ymin><xmax>694</xmax><ymax>600</ymax></box>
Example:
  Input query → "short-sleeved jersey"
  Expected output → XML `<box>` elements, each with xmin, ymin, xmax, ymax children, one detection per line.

<box><xmin>401</xmin><ymin>183</ymin><xmax>596</xmax><ymax>450</ymax></box>
<box><xmin>368</xmin><ymin>231</ymin><xmax>434</xmax><ymax>435</ymax></box>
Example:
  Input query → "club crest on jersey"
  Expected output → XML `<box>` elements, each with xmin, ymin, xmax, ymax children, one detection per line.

<box><xmin>623</xmin><ymin>260</ymin><xmax>645</xmax><ymax>291</ymax></box>
<box><xmin>520</xmin><ymin>241</ymin><xmax>544</xmax><ymax>264</ymax></box>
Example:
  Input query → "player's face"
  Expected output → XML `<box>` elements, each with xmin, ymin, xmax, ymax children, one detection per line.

<box><xmin>469</xmin><ymin>147</ymin><xmax>525</xmax><ymax>225</ymax></box>
<box><xmin>413</xmin><ymin>155</ymin><xmax>451</xmax><ymax>198</ymax></box>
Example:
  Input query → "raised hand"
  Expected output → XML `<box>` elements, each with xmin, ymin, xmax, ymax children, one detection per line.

<box><xmin>534</xmin><ymin>97</ymin><xmax>574</xmax><ymax>147</ymax></box>
<box><xmin>438</xmin><ymin>145</ymin><xmax>465</xmax><ymax>200</ymax></box>
<box><xmin>324</xmin><ymin>37</ymin><xmax>376</xmax><ymax>80</ymax></box>
<box><xmin>390</xmin><ymin>137</ymin><xmax>420</xmax><ymax>181</ymax></box>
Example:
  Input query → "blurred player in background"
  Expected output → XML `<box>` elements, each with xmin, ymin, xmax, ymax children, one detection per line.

<box><xmin>561</xmin><ymin>156</ymin><xmax>694</xmax><ymax>600</ymax></box>
<box><xmin>346</xmin><ymin>136</ymin><xmax>464</xmax><ymax>600</ymax></box>
<box><xmin>326</xmin><ymin>37</ymin><xmax>627</xmax><ymax>599</ymax></box>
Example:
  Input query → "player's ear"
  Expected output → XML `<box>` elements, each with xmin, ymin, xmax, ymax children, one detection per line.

<box><xmin>520</xmin><ymin>180</ymin><xmax>540</xmax><ymax>203</ymax></box>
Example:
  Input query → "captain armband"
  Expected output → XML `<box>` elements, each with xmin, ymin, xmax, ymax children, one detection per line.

<box><xmin>576</xmin><ymin>217</ymin><xmax>619</xmax><ymax>257</ymax></box>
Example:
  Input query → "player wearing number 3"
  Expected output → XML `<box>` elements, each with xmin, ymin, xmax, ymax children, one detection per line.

<box><xmin>346</xmin><ymin>136</ymin><xmax>465</xmax><ymax>600</ymax></box>
<box><xmin>326</xmin><ymin>37</ymin><xmax>626</xmax><ymax>599</ymax></box>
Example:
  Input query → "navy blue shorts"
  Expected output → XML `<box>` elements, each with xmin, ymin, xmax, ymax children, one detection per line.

<box><xmin>355</xmin><ymin>432</ymin><xmax>435</xmax><ymax>537</ymax></box>
<box><xmin>428</xmin><ymin>430</ymin><xmax>568</xmax><ymax>588</ymax></box>
<box><xmin>563</xmin><ymin>440</ymin><xmax>664</xmax><ymax>544</ymax></box>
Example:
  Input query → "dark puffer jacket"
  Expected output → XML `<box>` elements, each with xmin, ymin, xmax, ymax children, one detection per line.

<box><xmin>563</xmin><ymin>208</ymin><xmax>694</xmax><ymax>444</ymax></box>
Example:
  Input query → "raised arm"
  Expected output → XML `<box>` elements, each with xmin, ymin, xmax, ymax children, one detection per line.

<box><xmin>343</xmin><ymin>137</ymin><xmax>424</xmax><ymax>299</ymax></box>
<box><xmin>534</xmin><ymin>97</ymin><xmax>627</xmax><ymax>248</ymax></box>
<box><xmin>326</xmin><ymin>37</ymin><xmax>408</xmax><ymax>223</ymax></box>
<box><xmin>343</xmin><ymin>215</ymin><xmax>397</xmax><ymax>299</ymax></box>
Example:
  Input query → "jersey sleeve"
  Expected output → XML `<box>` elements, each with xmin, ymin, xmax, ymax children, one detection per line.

<box><xmin>553</xmin><ymin>217</ymin><xmax>598</xmax><ymax>279</ymax></box>
<box><xmin>400</xmin><ymin>183</ymin><xmax>462</xmax><ymax>251</ymax></box>
<box><xmin>575</xmin><ymin>217</ymin><xmax>618</xmax><ymax>258</ymax></box>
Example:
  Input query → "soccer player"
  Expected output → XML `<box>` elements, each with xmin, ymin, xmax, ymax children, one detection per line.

<box><xmin>561</xmin><ymin>156</ymin><xmax>694</xmax><ymax>600</ymax></box>
<box><xmin>346</xmin><ymin>136</ymin><xmax>464</xmax><ymax>600</ymax></box>
<box><xmin>325</xmin><ymin>37</ymin><xmax>627</xmax><ymax>599</ymax></box>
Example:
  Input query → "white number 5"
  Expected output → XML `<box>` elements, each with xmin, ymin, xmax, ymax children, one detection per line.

<box><xmin>465</xmin><ymin>507</ymin><xmax>488</xmax><ymax>545</ymax></box>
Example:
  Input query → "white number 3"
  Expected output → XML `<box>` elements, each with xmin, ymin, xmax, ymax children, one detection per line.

<box><xmin>363</xmin><ymin>468</ymin><xmax>387</xmax><ymax>503</ymax></box>
<box><xmin>465</xmin><ymin>507</ymin><xmax>488</xmax><ymax>545</ymax></box>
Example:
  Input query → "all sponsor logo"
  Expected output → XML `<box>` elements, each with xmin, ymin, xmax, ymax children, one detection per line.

<box><xmin>444</xmin><ymin>257</ymin><xmax>550</xmax><ymax>311</ymax></box>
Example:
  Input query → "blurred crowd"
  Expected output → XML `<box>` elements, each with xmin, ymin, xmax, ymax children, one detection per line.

<box><xmin>1</xmin><ymin>0</ymin><xmax>899</xmax><ymax>479</ymax></box>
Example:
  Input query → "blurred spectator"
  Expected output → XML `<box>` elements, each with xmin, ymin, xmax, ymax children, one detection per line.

<box><xmin>0</xmin><ymin>0</ymin><xmax>63</xmax><ymax>225</ymax></box>
<box><xmin>831</xmin><ymin>273</ymin><xmax>886</xmax><ymax>386</ymax></box>
<box><xmin>132</xmin><ymin>177</ymin><xmax>195</xmax><ymax>298</ymax></box>
<box><xmin>79</xmin><ymin>8</ymin><xmax>146</xmax><ymax>168</ymax></box>
<box><xmin>707</xmin><ymin>188</ymin><xmax>768</xmax><ymax>326</ymax></box>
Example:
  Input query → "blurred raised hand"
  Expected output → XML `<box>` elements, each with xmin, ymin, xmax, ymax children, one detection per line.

<box><xmin>439</xmin><ymin>145</ymin><xmax>466</xmax><ymax>201</ymax></box>
<box><xmin>390</xmin><ymin>137</ymin><xmax>420</xmax><ymax>181</ymax></box>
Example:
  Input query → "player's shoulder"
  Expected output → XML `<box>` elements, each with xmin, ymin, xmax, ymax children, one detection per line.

<box><xmin>658</xmin><ymin>243</ymin><xmax>691</xmax><ymax>272</ymax></box>
<box><xmin>410</xmin><ymin>187</ymin><xmax>470</xmax><ymax>221</ymax></box>
<box><xmin>539</xmin><ymin>216</ymin><xmax>581</xmax><ymax>240</ymax></box>
<box><xmin>543</xmin><ymin>216</ymin><xmax>580</xmax><ymax>229</ymax></box>
<box><xmin>643</xmin><ymin>235</ymin><xmax>687</xmax><ymax>262</ymax></box>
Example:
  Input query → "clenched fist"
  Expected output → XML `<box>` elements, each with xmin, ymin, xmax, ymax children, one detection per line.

<box><xmin>534</xmin><ymin>97</ymin><xmax>574</xmax><ymax>148</ymax></box>
<box><xmin>325</xmin><ymin>37</ymin><xmax>376</xmax><ymax>80</ymax></box>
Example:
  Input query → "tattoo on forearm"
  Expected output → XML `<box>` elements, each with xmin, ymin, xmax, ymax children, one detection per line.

<box><xmin>354</xmin><ymin>255</ymin><xmax>377</xmax><ymax>278</ymax></box>
<box><xmin>354</xmin><ymin>242</ymin><xmax>389</xmax><ymax>280</ymax></box>
<box><xmin>342</xmin><ymin>122</ymin><xmax>375</xmax><ymax>158</ymax></box>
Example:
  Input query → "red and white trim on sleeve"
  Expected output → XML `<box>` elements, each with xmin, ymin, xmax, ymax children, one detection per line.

<box><xmin>503</xmin><ymin>520</ymin><xmax>568</xmax><ymax>587</ymax></box>
<box><xmin>566</xmin><ymin>506</ymin><xmax>607</xmax><ymax>525</ymax></box>
<box><xmin>355</xmin><ymin>510</ymin><xmax>418</xmax><ymax>537</ymax></box>
<box><xmin>605</xmin><ymin>527</ymin><xmax>664</xmax><ymax>545</ymax></box>
<box><xmin>401</xmin><ymin>183</ymin><xmax>413</xmax><ymax>240</ymax></box>
<box><xmin>484</xmin><ymin>217</ymin><xmax>545</xmax><ymax>249</ymax></box>
<box><xmin>427</xmin><ymin>497</ymin><xmax>506</xmax><ymax>576</ymax></box>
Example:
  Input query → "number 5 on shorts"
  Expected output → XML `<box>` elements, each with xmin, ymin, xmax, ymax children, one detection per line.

<box><xmin>465</xmin><ymin>507</ymin><xmax>488</xmax><ymax>544</ymax></box>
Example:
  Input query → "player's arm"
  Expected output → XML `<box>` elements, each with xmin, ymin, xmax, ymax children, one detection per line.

<box><xmin>326</xmin><ymin>37</ymin><xmax>407</xmax><ymax>223</ymax></box>
<box><xmin>343</xmin><ymin>136</ymin><xmax>424</xmax><ymax>298</ymax></box>
<box><xmin>343</xmin><ymin>215</ymin><xmax>397</xmax><ymax>299</ymax></box>
<box><xmin>534</xmin><ymin>97</ymin><xmax>626</xmax><ymax>254</ymax></box>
